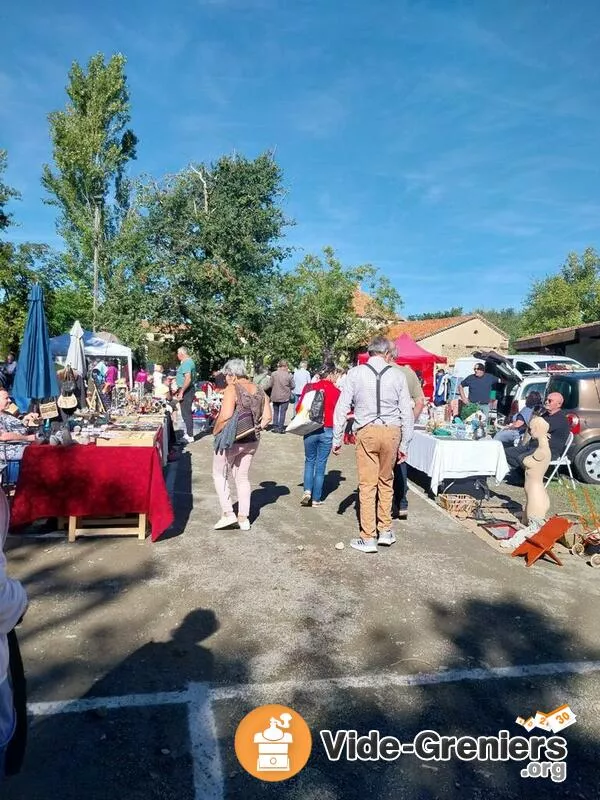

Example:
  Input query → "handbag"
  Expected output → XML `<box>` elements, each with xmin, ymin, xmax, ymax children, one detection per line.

<box><xmin>39</xmin><ymin>400</ymin><xmax>59</xmax><ymax>420</ymax></box>
<box><xmin>285</xmin><ymin>389</ymin><xmax>324</xmax><ymax>436</ymax></box>
<box><xmin>60</xmin><ymin>365</ymin><xmax>76</xmax><ymax>396</ymax></box>
<box><xmin>57</xmin><ymin>394</ymin><xmax>78</xmax><ymax>410</ymax></box>
<box><xmin>233</xmin><ymin>384</ymin><xmax>262</xmax><ymax>442</ymax></box>
<box><xmin>235</xmin><ymin>408</ymin><xmax>257</xmax><ymax>441</ymax></box>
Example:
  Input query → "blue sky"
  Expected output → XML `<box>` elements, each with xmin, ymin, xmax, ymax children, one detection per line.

<box><xmin>1</xmin><ymin>0</ymin><xmax>599</xmax><ymax>314</ymax></box>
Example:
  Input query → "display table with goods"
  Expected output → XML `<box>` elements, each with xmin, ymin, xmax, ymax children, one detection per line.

<box><xmin>9</xmin><ymin>440</ymin><xmax>174</xmax><ymax>542</ymax></box>
<box><xmin>406</xmin><ymin>427</ymin><xmax>510</xmax><ymax>495</ymax></box>
<box><xmin>85</xmin><ymin>412</ymin><xmax>171</xmax><ymax>464</ymax></box>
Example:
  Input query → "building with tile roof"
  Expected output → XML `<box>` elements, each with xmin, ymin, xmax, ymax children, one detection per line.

<box><xmin>386</xmin><ymin>314</ymin><xmax>508</xmax><ymax>365</ymax></box>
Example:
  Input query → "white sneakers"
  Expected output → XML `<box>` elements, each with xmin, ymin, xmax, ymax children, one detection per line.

<box><xmin>350</xmin><ymin>530</ymin><xmax>396</xmax><ymax>553</ymax></box>
<box><xmin>182</xmin><ymin>434</ymin><xmax>195</xmax><ymax>444</ymax></box>
<box><xmin>214</xmin><ymin>515</ymin><xmax>237</xmax><ymax>530</ymax></box>
<box><xmin>377</xmin><ymin>529</ymin><xmax>396</xmax><ymax>546</ymax></box>
<box><xmin>213</xmin><ymin>515</ymin><xmax>251</xmax><ymax>531</ymax></box>
<box><xmin>350</xmin><ymin>538</ymin><xmax>378</xmax><ymax>553</ymax></box>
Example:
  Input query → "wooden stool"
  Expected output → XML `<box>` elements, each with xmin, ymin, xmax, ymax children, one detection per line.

<box><xmin>512</xmin><ymin>516</ymin><xmax>571</xmax><ymax>567</ymax></box>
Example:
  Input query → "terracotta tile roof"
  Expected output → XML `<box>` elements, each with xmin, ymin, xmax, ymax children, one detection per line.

<box><xmin>387</xmin><ymin>315</ymin><xmax>478</xmax><ymax>341</ymax></box>
<box><xmin>352</xmin><ymin>287</ymin><xmax>373</xmax><ymax>317</ymax></box>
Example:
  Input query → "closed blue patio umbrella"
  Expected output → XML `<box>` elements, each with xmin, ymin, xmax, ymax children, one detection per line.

<box><xmin>12</xmin><ymin>284</ymin><xmax>59</xmax><ymax>409</ymax></box>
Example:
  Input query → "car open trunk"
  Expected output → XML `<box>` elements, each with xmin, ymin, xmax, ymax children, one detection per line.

<box><xmin>472</xmin><ymin>351</ymin><xmax>523</xmax><ymax>417</ymax></box>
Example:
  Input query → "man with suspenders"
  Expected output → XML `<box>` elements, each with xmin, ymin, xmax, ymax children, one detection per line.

<box><xmin>333</xmin><ymin>336</ymin><xmax>414</xmax><ymax>553</ymax></box>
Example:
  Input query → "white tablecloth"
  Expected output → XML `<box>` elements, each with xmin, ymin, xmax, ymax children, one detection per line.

<box><xmin>406</xmin><ymin>430</ymin><xmax>509</xmax><ymax>494</ymax></box>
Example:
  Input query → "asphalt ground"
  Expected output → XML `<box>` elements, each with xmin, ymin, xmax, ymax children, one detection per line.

<box><xmin>3</xmin><ymin>430</ymin><xmax>600</xmax><ymax>800</ymax></box>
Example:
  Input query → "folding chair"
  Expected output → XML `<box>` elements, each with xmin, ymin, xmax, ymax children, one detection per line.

<box><xmin>544</xmin><ymin>432</ymin><xmax>576</xmax><ymax>491</ymax></box>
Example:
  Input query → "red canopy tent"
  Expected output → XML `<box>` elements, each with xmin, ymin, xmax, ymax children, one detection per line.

<box><xmin>357</xmin><ymin>334</ymin><xmax>447</xmax><ymax>399</ymax></box>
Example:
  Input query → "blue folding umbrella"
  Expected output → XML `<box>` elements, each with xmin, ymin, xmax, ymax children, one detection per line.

<box><xmin>12</xmin><ymin>284</ymin><xmax>59</xmax><ymax>409</ymax></box>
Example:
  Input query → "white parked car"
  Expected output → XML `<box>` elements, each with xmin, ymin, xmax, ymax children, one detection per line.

<box><xmin>452</xmin><ymin>353</ymin><xmax>585</xmax><ymax>381</ymax></box>
<box><xmin>506</xmin><ymin>354</ymin><xmax>585</xmax><ymax>374</ymax></box>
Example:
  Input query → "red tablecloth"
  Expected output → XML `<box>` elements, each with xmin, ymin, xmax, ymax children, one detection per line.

<box><xmin>10</xmin><ymin>445</ymin><xmax>174</xmax><ymax>541</ymax></box>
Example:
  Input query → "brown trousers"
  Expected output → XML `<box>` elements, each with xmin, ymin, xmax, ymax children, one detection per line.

<box><xmin>355</xmin><ymin>424</ymin><xmax>402</xmax><ymax>539</ymax></box>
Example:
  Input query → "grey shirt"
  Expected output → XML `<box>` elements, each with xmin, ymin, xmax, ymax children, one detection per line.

<box><xmin>333</xmin><ymin>355</ymin><xmax>415</xmax><ymax>449</ymax></box>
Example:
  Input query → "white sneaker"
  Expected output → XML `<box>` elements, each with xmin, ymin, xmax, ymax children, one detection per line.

<box><xmin>214</xmin><ymin>515</ymin><xmax>237</xmax><ymax>530</ymax></box>
<box><xmin>183</xmin><ymin>434</ymin><xmax>195</xmax><ymax>444</ymax></box>
<box><xmin>238</xmin><ymin>518</ymin><xmax>251</xmax><ymax>531</ymax></box>
<box><xmin>378</xmin><ymin>530</ymin><xmax>396</xmax><ymax>546</ymax></box>
<box><xmin>350</xmin><ymin>537</ymin><xmax>378</xmax><ymax>553</ymax></box>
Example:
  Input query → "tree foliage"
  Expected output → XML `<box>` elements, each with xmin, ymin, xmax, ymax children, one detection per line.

<box><xmin>42</xmin><ymin>53</ymin><xmax>137</xmax><ymax>320</ymax></box>
<box><xmin>520</xmin><ymin>248</ymin><xmax>600</xmax><ymax>335</ymax></box>
<box><xmin>0</xmin><ymin>150</ymin><xmax>58</xmax><ymax>351</ymax></box>
<box><xmin>408</xmin><ymin>307</ymin><xmax>464</xmax><ymax>320</ymax></box>
<box><xmin>259</xmin><ymin>247</ymin><xmax>403</xmax><ymax>367</ymax></box>
<box><xmin>109</xmin><ymin>153</ymin><xmax>291</xmax><ymax>369</ymax></box>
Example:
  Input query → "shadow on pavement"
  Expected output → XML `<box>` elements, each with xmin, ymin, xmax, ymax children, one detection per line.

<box><xmin>323</xmin><ymin>469</ymin><xmax>346</xmax><ymax>501</ymax></box>
<box><xmin>222</xmin><ymin>595</ymin><xmax>599</xmax><ymax>799</ymax></box>
<box><xmin>160</xmin><ymin>451</ymin><xmax>193</xmax><ymax>541</ymax></box>
<box><xmin>2</xmin><ymin>608</ymin><xmax>251</xmax><ymax>800</ymax></box>
<box><xmin>249</xmin><ymin>481</ymin><xmax>290</xmax><ymax>523</ymax></box>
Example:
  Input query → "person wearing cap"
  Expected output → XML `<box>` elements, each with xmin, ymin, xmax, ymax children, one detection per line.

<box><xmin>459</xmin><ymin>363</ymin><xmax>496</xmax><ymax>417</ymax></box>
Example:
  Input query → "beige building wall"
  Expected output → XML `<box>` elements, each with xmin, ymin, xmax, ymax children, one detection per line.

<box><xmin>420</xmin><ymin>319</ymin><xmax>508</xmax><ymax>366</ymax></box>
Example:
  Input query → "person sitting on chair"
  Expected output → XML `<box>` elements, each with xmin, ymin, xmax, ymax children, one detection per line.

<box><xmin>0</xmin><ymin>390</ymin><xmax>37</xmax><ymax>485</ymax></box>
<box><xmin>494</xmin><ymin>390</ymin><xmax>543</xmax><ymax>447</ymax></box>
<box><xmin>503</xmin><ymin>392</ymin><xmax>570</xmax><ymax>481</ymax></box>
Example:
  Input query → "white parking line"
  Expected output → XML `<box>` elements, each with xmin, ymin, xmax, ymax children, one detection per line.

<box><xmin>188</xmin><ymin>683</ymin><xmax>224</xmax><ymax>800</ymax></box>
<box><xmin>28</xmin><ymin>658</ymin><xmax>600</xmax><ymax>717</ymax></box>
<box><xmin>25</xmin><ymin>660</ymin><xmax>600</xmax><ymax>800</ymax></box>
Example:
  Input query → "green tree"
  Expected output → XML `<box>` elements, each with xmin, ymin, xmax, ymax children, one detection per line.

<box><xmin>408</xmin><ymin>307</ymin><xmax>464</xmax><ymax>320</ymax></box>
<box><xmin>260</xmin><ymin>247</ymin><xmax>403</xmax><ymax>366</ymax></box>
<box><xmin>42</xmin><ymin>52</ymin><xmax>137</xmax><ymax>330</ymax></box>
<box><xmin>117</xmin><ymin>153</ymin><xmax>291</xmax><ymax>372</ymax></box>
<box><xmin>0</xmin><ymin>150</ymin><xmax>60</xmax><ymax>351</ymax></box>
<box><xmin>520</xmin><ymin>248</ymin><xmax>600</xmax><ymax>335</ymax></box>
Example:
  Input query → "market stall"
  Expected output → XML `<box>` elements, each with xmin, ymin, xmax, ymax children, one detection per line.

<box><xmin>9</xmin><ymin>442</ymin><xmax>173</xmax><ymax>541</ymax></box>
<box><xmin>407</xmin><ymin>429</ymin><xmax>509</xmax><ymax>495</ymax></box>
<box><xmin>357</xmin><ymin>334</ymin><xmax>446</xmax><ymax>399</ymax></box>
<box><xmin>49</xmin><ymin>330</ymin><xmax>134</xmax><ymax>388</ymax></box>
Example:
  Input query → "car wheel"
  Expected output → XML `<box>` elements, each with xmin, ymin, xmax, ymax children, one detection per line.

<box><xmin>574</xmin><ymin>442</ymin><xmax>600</xmax><ymax>484</ymax></box>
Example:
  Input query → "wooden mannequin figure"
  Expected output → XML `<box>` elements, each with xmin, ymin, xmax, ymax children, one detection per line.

<box><xmin>502</xmin><ymin>416</ymin><xmax>551</xmax><ymax>550</ymax></box>
<box><xmin>522</xmin><ymin>415</ymin><xmax>551</xmax><ymax>525</ymax></box>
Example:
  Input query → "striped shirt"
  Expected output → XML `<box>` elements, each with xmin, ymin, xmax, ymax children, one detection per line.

<box><xmin>333</xmin><ymin>356</ymin><xmax>414</xmax><ymax>448</ymax></box>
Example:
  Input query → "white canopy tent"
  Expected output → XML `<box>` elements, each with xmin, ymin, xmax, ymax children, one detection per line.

<box><xmin>49</xmin><ymin>330</ymin><xmax>133</xmax><ymax>388</ymax></box>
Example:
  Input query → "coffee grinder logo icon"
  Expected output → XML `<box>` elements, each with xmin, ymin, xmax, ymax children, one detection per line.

<box><xmin>254</xmin><ymin>713</ymin><xmax>293</xmax><ymax>772</ymax></box>
<box><xmin>235</xmin><ymin>704</ymin><xmax>312</xmax><ymax>782</ymax></box>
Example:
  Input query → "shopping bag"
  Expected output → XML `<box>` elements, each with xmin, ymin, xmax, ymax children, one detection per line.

<box><xmin>286</xmin><ymin>390</ymin><xmax>324</xmax><ymax>436</ymax></box>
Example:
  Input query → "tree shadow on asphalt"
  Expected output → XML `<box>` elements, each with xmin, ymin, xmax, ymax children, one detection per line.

<box><xmin>224</xmin><ymin>595</ymin><xmax>599</xmax><ymax>799</ymax></box>
<box><xmin>249</xmin><ymin>481</ymin><xmax>290</xmax><ymax>523</ymax></box>
<box><xmin>5</xmin><ymin>546</ymin><xmax>159</xmax><ymax>699</ymax></box>
<box><xmin>159</xmin><ymin>450</ymin><xmax>192</xmax><ymax>540</ymax></box>
<box><xmin>3</xmin><ymin>607</ymin><xmax>256</xmax><ymax>800</ymax></box>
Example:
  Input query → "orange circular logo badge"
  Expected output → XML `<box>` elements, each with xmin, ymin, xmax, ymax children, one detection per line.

<box><xmin>234</xmin><ymin>704</ymin><xmax>312</xmax><ymax>781</ymax></box>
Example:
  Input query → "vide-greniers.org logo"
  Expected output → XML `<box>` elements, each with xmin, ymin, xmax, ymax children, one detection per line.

<box><xmin>320</xmin><ymin>729</ymin><xmax>568</xmax><ymax>783</ymax></box>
